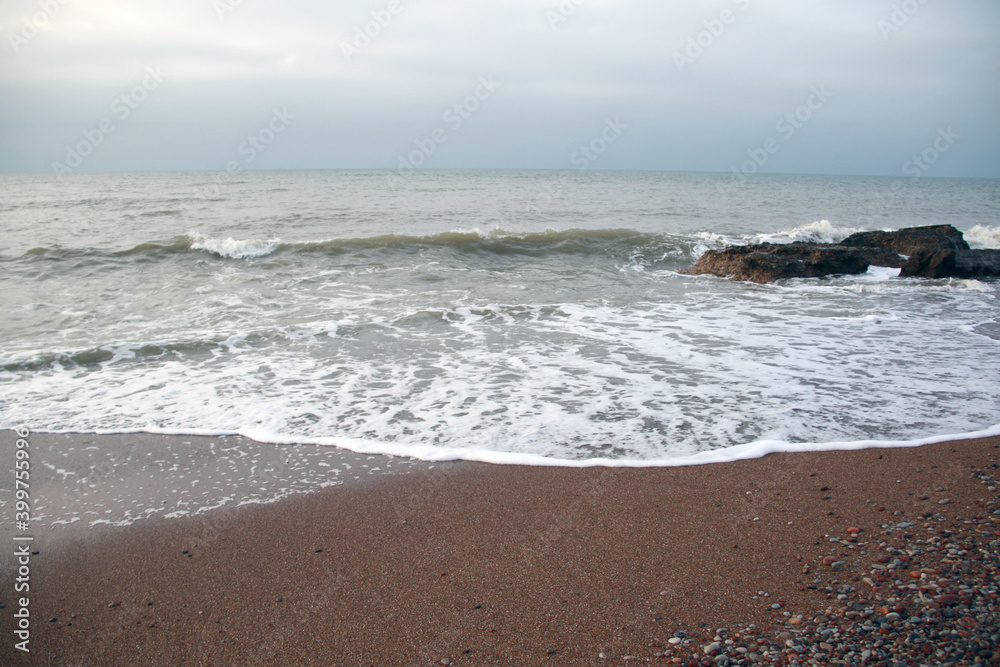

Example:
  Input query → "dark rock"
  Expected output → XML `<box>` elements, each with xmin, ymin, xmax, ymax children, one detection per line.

<box><xmin>684</xmin><ymin>243</ymin><xmax>902</xmax><ymax>284</ymax></box>
<box><xmin>900</xmin><ymin>249</ymin><xmax>1000</xmax><ymax>279</ymax></box>
<box><xmin>840</xmin><ymin>225</ymin><xmax>969</xmax><ymax>255</ymax></box>
<box><xmin>853</xmin><ymin>247</ymin><xmax>907</xmax><ymax>269</ymax></box>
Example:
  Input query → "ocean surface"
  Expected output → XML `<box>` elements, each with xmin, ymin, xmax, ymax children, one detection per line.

<box><xmin>2</xmin><ymin>170</ymin><xmax>1000</xmax><ymax>465</ymax></box>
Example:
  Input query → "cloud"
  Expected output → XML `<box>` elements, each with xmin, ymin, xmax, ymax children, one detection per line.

<box><xmin>1</xmin><ymin>0</ymin><xmax>998</xmax><ymax>175</ymax></box>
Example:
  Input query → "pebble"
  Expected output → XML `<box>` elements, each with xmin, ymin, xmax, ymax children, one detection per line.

<box><xmin>636</xmin><ymin>465</ymin><xmax>1000</xmax><ymax>667</ymax></box>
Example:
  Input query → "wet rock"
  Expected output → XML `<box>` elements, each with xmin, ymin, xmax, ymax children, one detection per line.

<box><xmin>840</xmin><ymin>224</ymin><xmax>970</xmax><ymax>255</ymax></box>
<box><xmin>684</xmin><ymin>243</ymin><xmax>901</xmax><ymax>284</ymax></box>
<box><xmin>900</xmin><ymin>249</ymin><xmax>1000</xmax><ymax>279</ymax></box>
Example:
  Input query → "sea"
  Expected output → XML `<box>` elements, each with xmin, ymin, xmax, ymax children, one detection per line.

<box><xmin>2</xmin><ymin>169</ymin><xmax>1000</xmax><ymax>467</ymax></box>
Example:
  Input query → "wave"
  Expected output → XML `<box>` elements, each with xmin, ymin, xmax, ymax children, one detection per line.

<box><xmin>13</xmin><ymin>223</ymin><xmax>995</xmax><ymax>266</ymax></box>
<box><xmin>752</xmin><ymin>219</ymin><xmax>866</xmax><ymax>245</ymax></box>
<box><xmin>0</xmin><ymin>338</ymin><xmax>234</xmax><ymax>373</ymax></box>
<box><xmin>694</xmin><ymin>220</ymin><xmax>865</xmax><ymax>251</ymax></box>
<box><xmin>16</xmin><ymin>228</ymin><xmax>690</xmax><ymax>263</ymax></box>
<box><xmin>966</xmin><ymin>224</ymin><xmax>1000</xmax><ymax>249</ymax></box>
<box><xmin>188</xmin><ymin>233</ymin><xmax>281</xmax><ymax>259</ymax></box>
<box><xmin>19</xmin><ymin>423</ymin><xmax>1000</xmax><ymax>468</ymax></box>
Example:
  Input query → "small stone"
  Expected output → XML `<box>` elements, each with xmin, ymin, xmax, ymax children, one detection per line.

<box><xmin>668</xmin><ymin>637</ymin><xmax>682</xmax><ymax>645</ymax></box>
<box><xmin>703</xmin><ymin>642</ymin><xmax>721</xmax><ymax>655</ymax></box>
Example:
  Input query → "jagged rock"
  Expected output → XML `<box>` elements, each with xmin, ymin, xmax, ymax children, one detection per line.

<box><xmin>684</xmin><ymin>243</ymin><xmax>902</xmax><ymax>284</ymax></box>
<box><xmin>900</xmin><ymin>249</ymin><xmax>1000</xmax><ymax>279</ymax></box>
<box><xmin>840</xmin><ymin>225</ymin><xmax>969</xmax><ymax>255</ymax></box>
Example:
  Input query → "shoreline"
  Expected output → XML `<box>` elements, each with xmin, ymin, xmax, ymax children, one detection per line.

<box><xmin>10</xmin><ymin>421</ymin><xmax>1000</xmax><ymax>465</ymax></box>
<box><xmin>2</xmin><ymin>432</ymin><xmax>998</xmax><ymax>664</ymax></box>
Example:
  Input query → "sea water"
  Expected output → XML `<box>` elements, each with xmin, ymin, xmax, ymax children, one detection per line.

<box><xmin>2</xmin><ymin>170</ymin><xmax>999</xmax><ymax>466</ymax></box>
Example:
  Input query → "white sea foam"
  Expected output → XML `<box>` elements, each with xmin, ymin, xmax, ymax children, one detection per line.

<box><xmin>5</xmin><ymin>276</ymin><xmax>999</xmax><ymax>465</ymax></box>
<box><xmin>28</xmin><ymin>423</ymin><xmax>1000</xmax><ymax>468</ymax></box>
<box><xmin>188</xmin><ymin>233</ymin><xmax>280</xmax><ymax>258</ymax></box>
<box><xmin>695</xmin><ymin>221</ymin><xmax>868</xmax><ymax>251</ymax></box>
<box><xmin>753</xmin><ymin>219</ymin><xmax>865</xmax><ymax>245</ymax></box>
<box><xmin>966</xmin><ymin>224</ymin><xmax>1000</xmax><ymax>249</ymax></box>
<box><xmin>859</xmin><ymin>265</ymin><xmax>901</xmax><ymax>281</ymax></box>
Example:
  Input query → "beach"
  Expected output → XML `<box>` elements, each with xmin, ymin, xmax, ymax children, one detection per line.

<box><xmin>4</xmin><ymin>1</ymin><xmax>999</xmax><ymax>663</ymax></box>
<box><xmin>4</xmin><ymin>432</ymin><xmax>998</xmax><ymax>665</ymax></box>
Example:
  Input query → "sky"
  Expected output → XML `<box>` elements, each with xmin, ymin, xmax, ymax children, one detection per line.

<box><xmin>1</xmin><ymin>0</ymin><xmax>998</xmax><ymax>177</ymax></box>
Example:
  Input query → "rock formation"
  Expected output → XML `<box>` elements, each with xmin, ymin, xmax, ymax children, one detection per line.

<box><xmin>839</xmin><ymin>225</ymin><xmax>969</xmax><ymax>255</ymax></box>
<box><xmin>684</xmin><ymin>243</ymin><xmax>902</xmax><ymax>284</ymax></box>
<box><xmin>686</xmin><ymin>225</ymin><xmax>995</xmax><ymax>283</ymax></box>
<box><xmin>900</xmin><ymin>249</ymin><xmax>1000</xmax><ymax>279</ymax></box>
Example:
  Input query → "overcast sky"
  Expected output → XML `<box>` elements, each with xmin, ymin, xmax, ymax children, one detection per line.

<box><xmin>1</xmin><ymin>0</ymin><xmax>998</xmax><ymax>177</ymax></box>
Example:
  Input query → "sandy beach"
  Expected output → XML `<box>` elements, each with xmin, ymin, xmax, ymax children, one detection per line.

<box><xmin>2</xmin><ymin>432</ymin><xmax>998</xmax><ymax>665</ymax></box>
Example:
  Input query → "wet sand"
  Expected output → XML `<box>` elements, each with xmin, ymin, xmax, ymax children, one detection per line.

<box><xmin>2</xmin><ymin>433</ymin><xmax>998</xmax><ymax>665</ymax></box>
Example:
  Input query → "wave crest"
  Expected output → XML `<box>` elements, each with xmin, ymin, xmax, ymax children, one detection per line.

<box><xmin>188</xmin><ymin>233</ymin><xmax>281</xmax><ymax>259</ymax></box>
<box><xmin>18</xmin><ymin>228</ymin><xmax>690</xmax><ymax>263</ymax></box>
<box><xmin>966</xmin><ymin>224</ymin><xmax>1000</xmax><ymax>249</ymax></box>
